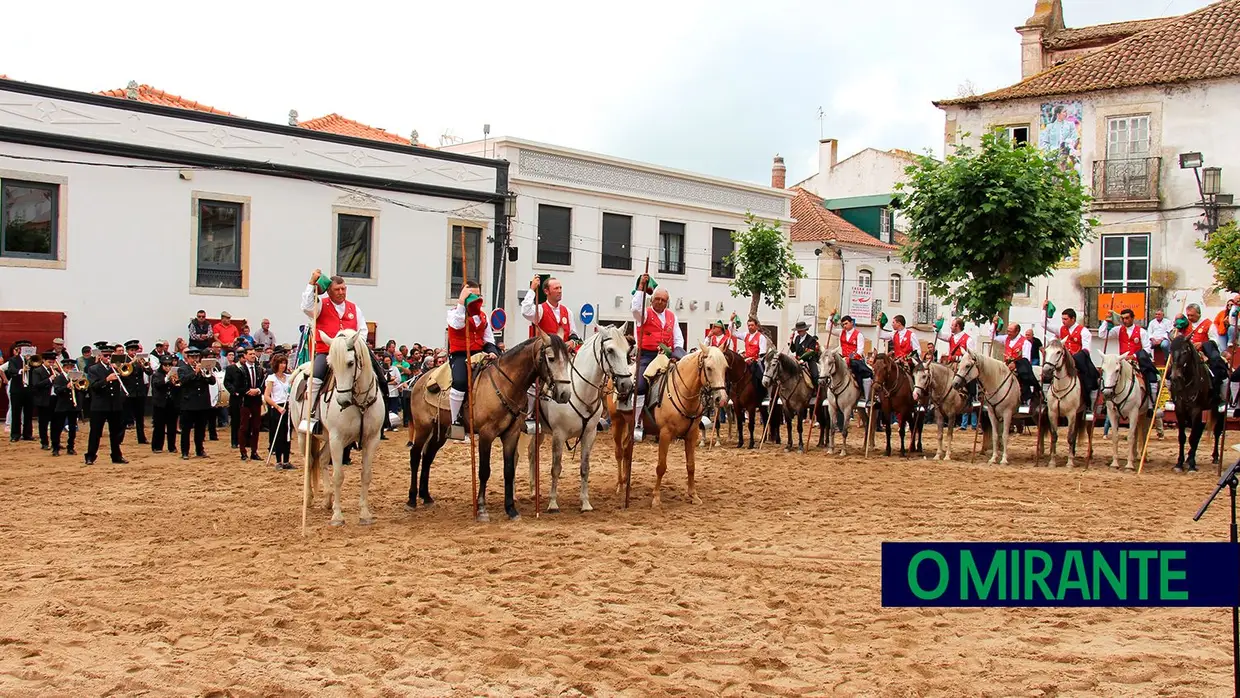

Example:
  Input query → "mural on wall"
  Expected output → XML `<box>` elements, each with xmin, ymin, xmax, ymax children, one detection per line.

<box><xmin>1055</xmin><ymin>246</ymin><xmax>1081</xmax><ymax>269</ymax></box>
<box><xmin>1038</xmin><ymin>100</ymin><xmax>1083</xmax><ymax>177</ymax></box>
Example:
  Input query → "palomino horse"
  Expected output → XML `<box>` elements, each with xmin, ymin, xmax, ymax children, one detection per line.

<box><xmin>761</xmin><ymin>351</ymin><xmax>817</xmax><ymax>452</ymax></box>
<box><xmin>913</xmin><ymin>360</ymin><xmax>970</xmax><ymax>461</ymax></box>
<box><xmin>525</xmin><ymin>327</ymin><xmax>634</xmax><ymax>513</ymax></box>
<box><xmin>954</xmin><ymin>350</ymin><xmax>1023</xmax><ymax>466</ymax></box>
<box><xmin>869</xmin><ymin>354</ymin><xmax>921</xmax><ymax>457</ymax></box>
<box><xmin>605</xmin><ymin>343</ymin><xmax>729</xmax><ymax>508</ymax></box>
<box><xmin>405</xmin><ymin>335</ymin><xmax>573</xmax><ymax>521</ymax></box>
<box><xmin>1099</xmin><ymin>354</ymin><xmax>1150</xmax><ymax>471</ymax></box>
<box><xmin>288</xmin><ymin>329</ymin><xmax>386</xmax><ymax>527</ymax></box>
<box><xmin>821</xmin><ymin>348</ymin><xmax>866</xmax><ymax>456</ymax></box>
<box><xmin>1167</xmin><ymin>336</ymin><xmax>1223</xmax><ymax>472</ymax></box>
<box><xmin>1039</xmin><ymin>338</ymin><xmax>1091</xmax><ymax>468</ymax></box>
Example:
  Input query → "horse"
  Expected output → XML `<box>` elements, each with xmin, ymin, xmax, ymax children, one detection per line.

<box><xmin>713</xmin><ymin>347</ymin><xmax>762</xmax><ymax>449</ymax></box>
<box><xmin>761</xmin><ymin>351</ymin><xmax>817</xmax><ymax>452</ymax></box>
<box><xmin>287</xmin><ymin>329</ymin><xmax>386</xmax><ymax>527</ymax></box>
<box><xmin>869</xmin><ymin>354</ymin><xmax>921</xmax><ymax>457</ymax></box>
<box><xmin>913</xmin><ymin>360</ymin><xmax>970</xmax><ymax>461</ymax></box>
<box><xmin>820</xmin><ymin>349</ymin><xmax>867</xmax><ymax>456</ymax></box>
<box><xmin>953</xmin><ymin>349</ymin><xmax>1024</xmax><ymax>466</ymax></box>
<box><xmin>1099</xmin><ymin>354</ymin><xmax>1151</xmax><ymax>471</ymax></box>
<box><xmin>1038</xmin><ymin>338</ymin><xmax>1091</xmax><ymax>468</ymax></box>
<box><xmin>405</xmin><ymin>335</ymin><xmax>573</xmax><ymax>521</ymax></box>
<box><xmin>1166</xmin><ymin>336</ymin><xmax>1223</xmax><ymax>472</ymax></box>
<box><xmin>605</xmin><ymin>343</ymin><xmax>729</xmax><ymax>508</ymax></box>
<box><xmin>525</xmin><ymin>327</ymin><xmax>634</xmax><ymax>513</ymax></box>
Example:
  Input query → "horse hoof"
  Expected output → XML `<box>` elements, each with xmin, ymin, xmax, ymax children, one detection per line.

<box><xmin>691</xmin><ymin>495</ymin><xmax>703</xmax><ymax>505</ymax></box>
<box><xmin>1124</xmin><ymin>464</ymin><xmax>1135</xmax><ymax>471</ymax></box>
<box><xmin>580</xmin><ymin>503</ymin><xmax>594</xmax><ymax>513</ymax></box>
<box><xmin>359</xmin><ymin>518</ymin><xmax>375</xmax><ymax>526</ymax></box>
<box><xmin>1108</xmin><ymin>461</ymin><xmax>1119</xmax><ymax>469</ymax></box>
<box><xmin>505</xmin><ymin>508</ymin><xmax>521</xmax><ymax>521</ymax></box>
<box><xmin>329</xmin><ymin>519</ymin><xmax>345</xmax><ymax>527</ymax></box>
<box><xmin>477</xmin><ymin>510</ymin><xmax>490</xmax><ymax>523</ymax></box>
<box><xmin>1174</xmin><ymin>465</ymin><xmax>1184</xmax><ymax>473</ymax></box>
<box><xmin>404</xmin><ymin>502</ymin><xmax>417</xmax><ymax>512</ymax></box>
<box><xmin>988</xmin><ymin>458</ymin><xmax>997</xmax><ymax>465</ymax></box>
<box><xmin>651</xmin><ymin>499</ymin><xmax>662</xmax><ymax>509</ymax></box>
<box><xmin>546</xmin><ymin>505</ymin><xmax>560</xmax><ymax>514</ymax></box>
<box><xmin>421</xmin><ymin>497</ymin><xmax>435</xmax><ymax>507</ymax></box>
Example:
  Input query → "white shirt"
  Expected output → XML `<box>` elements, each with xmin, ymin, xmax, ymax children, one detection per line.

<box><xmin>1146</xmin><ymin>317</ymin><xmax>1173</xmax><ymax>342</ymax></box>
<box><xmin>209</xmin><ymin>368</ymin><xmax>224</xmax><ymax>406</ymax></box>
<box><xmin>265</xmin><ymin>373</ymin><xmax>290</xmax><ymax>405</ymax></box>
<box><xmin>630</xmin><ymin>292</ymin><xmax>685</xmax><ymax>351</ymax></box>
<box><xmin>386</xmin><ymin>366</ymin><xmax>401</xmax><ymax>398</ymax></box>
<box><xmin>521</xmin><ymin>293</ymin><xmax>576</xmax><ymax>337</ymax></box>
<box><xmin>733</xmin><ymin>328</ymin><xmax>769</xmax><ymax>355</ymax></box>
<box><xmin>1097</xmin><ymin>322</ymin><xmax>1152</xmax><ymax>357</ymax></box>
<box><xmin>1044</xmin><ymin>316</ymin><xmax>1093</xmax><ymax>355</ymax></box>
<box><xmin>446</xmin><ymin>304</ymin><xmax>497</xmax><ymax>346</ymax></box>
<box><xmin>936</xmin><ymin>326</ymin><xmax>976</xmax><ymax>354</ymax></box>
<box><xmin>878</xmin><ymin>327</ymin><xmax>920</xmax><ymax>351</ymax></box>
<box><xmin>301</xmin><ymin>284</ymin><xmax>368</xmax><ymax>345</ymax></box>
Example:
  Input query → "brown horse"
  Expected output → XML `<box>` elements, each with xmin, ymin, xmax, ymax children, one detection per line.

<box><xmin>605</xmin><ymin>344</ymin><xmax>729</xmax><ymax>508</ymax></box>
<box><xmin>720</xmin><ymin>347</ymin><xmax>763</xmax><ymax>449</ymax></box>
<box><xmin>405</xmin><ymin>335</ymin><xmax>573</xmax><ymax>521</ymax></box>
<box><xmin>870</xmin><ymin>353</ymin><xmax>922</xmax><ymax>457</ymax></box>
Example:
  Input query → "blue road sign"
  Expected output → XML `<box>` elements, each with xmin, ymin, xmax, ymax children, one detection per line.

<box><xmin>491</xmin><ymin>308</ymin><xmax>507</xmax><ymax>330</ymax></box>
<box><xmin>580</xmin><ymin>303</ymin><xmax>595</xmax><ymax>325</ymax></box>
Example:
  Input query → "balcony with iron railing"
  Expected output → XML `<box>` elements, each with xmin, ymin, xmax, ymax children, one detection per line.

<box><xmin>1090</xmin><ymin>156</ymin><xmax>1161</xmax><ymax>212</ymax></box>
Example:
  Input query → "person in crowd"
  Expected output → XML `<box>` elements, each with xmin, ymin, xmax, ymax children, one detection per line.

<box><xmin>214</xmin><ymin>311</ymin><xmax>240</xmax><ymax>347</ymax></box>
<box><xmin>252</xmin><ymin>319</ymin><xmax>276</xmax><ymax>349</ymax></box>
<box><xmin>234</xmin><ymin>347</ymin><xmax>266</xmax><ymax>461</ymax></box>
<box><xmin>121</xmin><ymin>339</ymin><xmax>152</xmax><ymax>444</ymax></box>
<box><xmin>235</xmin><ymin>323</ymin><xmax>256</xmax><ymax>350</ymax></box>
<box><xmin>50</xmin><ymin>357</ymin><xmax>81</xmax><ymax>456</ymax></box>
<box><xmin>50</xmin><ymin>338</ymin><xmax>70</xmax><ymax>362</ymax></box>
<box><xmin>1147</xmin><ymin>308</ymin><xmax>1173</xmax><ymax>356</ymax></box>
<box><xmin>31</xmin><ymin>349</ymin><xmax>55</xmax><ymax>449</ymax></box>
<box><xmin>77</xmin><ymin>345</ymin><xmax>94</xmax><ymax>372</ymax></box>
<box><xmin>223</xmin><ymin>354</ymin><xmax>244</xmax><ymax>448</ymax></box>
<box><xmin>150</xmin><ymin>355</ymin><xmax>179</xmax><ymax>453</ymax></box>
<box><xmin>189</xmin><ymin>310</ymin><xmax>215</xmax><ymax>351</ymax></box>
<box><xmin>85</xmin><ymin>343</ymin><xmax>128</xmax><ymax>465</ymax></box>
<box><xmin>264</xmin><ymin>353</ymin><xmax>293</xmax><ymax>469</ymax></box>
<box><xmin>178</xmin><ymin>347</ymin><xmax>215</xmax><ymax>460</ymax></box>
<box><xmin>3</xmin><ymin>340</ymin><xmax>35</xmax><ymax>442</ymax></box>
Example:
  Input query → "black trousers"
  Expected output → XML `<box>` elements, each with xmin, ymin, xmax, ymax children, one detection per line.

<box><xmin>87</xmin><ymin>410</ymin><xmax>125</xmax><ymax>462</ymax></box>
<box><xmin>180</xmin><ymin>409</ymin><xmax>208</xmax><ymax>456</ymax></box>
<box><xmin>1011</xmin><ymin>358</ymin><xmax>1038</xmax><ymax>402</ymax></box>
<box><xmin>849</xmin><ymin>358</ymin><xmax>873</xmax><ymax>381</ymax></box>
<box><xmin>229</xmin><ymin>401</ymin><xmax>241</xmax><ymax>447</ymax></box>
<box><xmin>51</xmin><ymin>411</ymin><xmax>78</xmax><ymax>451</ymax></box>
<box><xmin>8</xmin><ymin>391</ymin><xmax>33</xmax><ymax>440</ymax></box>
<box><xmin>268</xmin><ymin>407</ymin><xmax>291</xmax><ymax>462</ymax></box>
<box><xmin>152</xmin><ymin>405</ymin><xmax>178</xmax><ymax>451</ymax></box>
<box><xmin>37</xmin><ymin>405</ymin><xmax>53</xmax><ymax>446</ymax></box>
<box><xmin>126</xmin><ymin>394</ymin><xmax>148</xmax><ymax>443</ymax></box>
<box><xmin>1072</xmin><ymin>351</ymin><xmax>1099</xmax><ymax>396</ymax></box>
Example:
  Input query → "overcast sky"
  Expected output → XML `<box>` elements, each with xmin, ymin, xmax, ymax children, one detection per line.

<box><xmin>1</xmin><ymin>0</ymin><xmax>1210</xmax><ymax>186</ymax></box>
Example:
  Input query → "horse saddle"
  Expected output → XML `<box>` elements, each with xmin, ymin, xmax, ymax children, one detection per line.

<box><xmin>422</xmin><ymin>354</ymin><xmax>491</xmax><ymax>411</ymax></box>
<box><xmin>644</xmin><ymin>354</ymin><xmax>673</xmax><ymax>409</ymax></box>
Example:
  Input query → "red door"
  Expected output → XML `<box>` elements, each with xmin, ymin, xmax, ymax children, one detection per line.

<box><xmin>0</xmin><ymin>311</ymin><xmax>67</xmax><ymax>417</ymax></box>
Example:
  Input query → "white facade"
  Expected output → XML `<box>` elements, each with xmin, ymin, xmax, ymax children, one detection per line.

<box><xmin>0</xmin><ymin>79</ymin><xmax>507</xmax><ymax>350</ymax></box>
<box><xmin>940</xmin><ymin>79</ymin><xmax>1239</xmax><ymax>329</ymax></box>
<box><xmin>440</xmin><ymin>137</ymin><xmax>797</xmax><ymax>342</ymax></box>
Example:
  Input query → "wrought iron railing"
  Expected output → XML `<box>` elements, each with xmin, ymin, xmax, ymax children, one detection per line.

<box><xmin>196</xmin><ymin>268</ymin><xmax>242</xmax><ymax>289</ymax></box>
<box><xmin>1082</xmin><ymin>285</ymin><xmax>1167</xmax><ymax>327</ymax></box>
<box><xmin>1091</xmin><ymin>157</ymin><xmax>1161</xmax><ymax>202</ymax></box>
<box><xmin>915</xmin><ymin>301</ymin><xmax>937</xmax><ymax>325</ymax></box>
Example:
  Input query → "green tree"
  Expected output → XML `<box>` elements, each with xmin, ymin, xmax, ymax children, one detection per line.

<box><xmin>727</xmin><ymin>212</ymin><xmax>805</xmax><ymax>319</ymax></box>
<box><xmin>895</xmin><ymin>131</ymin><xmax>1096</xmax><ymax>323</ymax></box>
<box><xmin>1197</xmin><ymin>221</ymin><xmax>1240</xmax><ymax>293</ymax></box>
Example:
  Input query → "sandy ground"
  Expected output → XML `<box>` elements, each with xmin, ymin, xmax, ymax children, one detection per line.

<box><xmin>0</xmin><ymin>421</ymin><xmax>1237</xmax><ymax>697</ymax></box>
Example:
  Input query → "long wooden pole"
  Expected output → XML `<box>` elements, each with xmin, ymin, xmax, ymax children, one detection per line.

<box><xmin>1138</xmin><ymin>293</ymin><xmax>1189</xmax><ymax>474</ymax></box>
<box><xmin>1035</xmin><ymin>286</ymin><xmax>1050</xmax><ymax>467</ymax></box>
<box><xmin>806</xmin><ymin>316</ymin><xmax>834</xmax><ymax>448</ymax></box>
<box><xmin>624</xmin><ymin>256</ymin><xmax>650</xmax><ymax>509</ymax></box>
<box><xmin>461</xmin><ymin>234</ymin><xmax>479</xmax><ymax>521</ymax></box>
<box><xmin>533</xmin><ymin>372</ymin><xmax>541</xmax><ymax>518</ymax></box>
<box><xmin>301</xmin><ymin>321</ymin><xmax>312</xmax><ymax>536</ymax></box>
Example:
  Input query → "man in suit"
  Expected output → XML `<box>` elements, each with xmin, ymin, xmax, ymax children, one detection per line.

<box><xmin>121</xmin><ymin>339</ymin><xmax>152</xmax><ymax>444</ymax></box>
<box><xmin>3</xmin><ymin>340</ymin><xmax>35</xmax><ymax>442</ymax></box>
<box><xmin>30</xmin><ymin>350</ymin><xmax>56</xmax><ymax>449</ymax></box>
<box><xmin>85</xmin><ymin>343</ymin><xmax>129</xmax><ymax>465</ymax></box>
<box><xmin>235</xmin><ymin>347</ymin><xmax>266</xmax><ymax>461</ymax></box>
<box><xmin>789</xmin><ymin>321</ymin><xmax>821</xmax><ymax>384</ymax></box>
<box><xmin>51</xmin><ymin>357</ymin><xmax>81</xmax><ymax>456</ymax></box>
<box><xmin>179</xmin><ymin>347</ymin><xmax>216</xmax><ymax>460</ymax></box>
<box><xmin>223</xmin><ymin>350</ymin><xmax>243</xmax><ymax>448</ymax></box>
<box><xmin>150</xmin><ymin>357</ymin><xmax>180</xmax><ymax>453</ymax></box>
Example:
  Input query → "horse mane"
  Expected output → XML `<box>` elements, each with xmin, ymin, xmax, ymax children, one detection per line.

<box><xmin>776</xmin><ymin>352</ymin><xmax>799</xmax><ymax>374</ymax></box>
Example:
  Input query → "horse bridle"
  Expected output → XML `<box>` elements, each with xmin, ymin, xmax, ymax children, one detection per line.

<box><xmin>486</xmin><ymin>337</ymin><xmax>570</xmax><ymax>426</ymax></box>
<box><xmin>332</xmin><ymin>345</ymin><xmax>380</xmax><ymax>413</ymax></box>
<box><xmin>1101</xmin><ymin>360</ymin><xmax>1138</xmax><ymax>412</ymax></box>
<box><xmin>954</xmin><ymin>353</ymin><xmax>1016</xmax><ymax>409</ymax></box>
<box><xmin>1043</xmin><ymin>350</ymin><xmax>1079</xmax><ymax>402</ymax></box>
<box><xmin>541</xmin><ymin>332</ymin><xmax>633</xmax><ymax>450</ymax></box>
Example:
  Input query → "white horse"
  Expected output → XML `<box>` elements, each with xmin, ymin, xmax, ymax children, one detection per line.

<box><xmin>1040</xmin><ymin>338</ymin><xmax>1088</xmax><ymax>468</ymax></box>
<box><xmin>526</xmin><ymin>327</ymin><xmax>634</xmax><ymax>513</ymax></box>
<box><xmin>821</xmin><ymin>348</ymin><xmax>864</xmax><ymax>455</ymax></box>
<box><xmin>288</xmin><ymin>329</ymin><xmax>385</xmax><ymax>526</ymax></box>
<box><xmin>953</xmin><ymin>350</ymin><xmax>1022</xmax><ymax>466</ymax></box>
<box><xmin>1099</xmin><ymin>354</ymin><xmax>1150</xmax><ymax>471</ymax></box>
<box><xmin>913</xmin><ymin>360</ymin><xmax>970</xmax><ymax>462</ymax></box>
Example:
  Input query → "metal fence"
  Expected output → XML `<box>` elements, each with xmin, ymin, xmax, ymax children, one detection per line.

<box><xmin>1091</xmin><ymin>157</ymin><xmax>1161</xmax><ymax>202</ymax></box>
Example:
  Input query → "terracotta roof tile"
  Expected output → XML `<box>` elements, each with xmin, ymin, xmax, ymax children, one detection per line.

<box><xmin>1042</xmin><ymin>17</ymin><xmax>1172</xmax><ymax>49</ymax></box>
<box><xmin>298</xmin><ymin>113</ymin><xmax>413</xmax><ymax>145</ymax></box>
<box><xmin>790</xmin><ymin>188</ymin><xmax>899</xmax><ymax>250</ymax></box>
<box><xmin>98</xmin><ymin>84</ymin><xmax>234</xmax><ymax>115</ymax></box>
<box><xmin>938</xmin><ymin>0</ymin><xmax>1240</xmax><ymax>106</ymax></box>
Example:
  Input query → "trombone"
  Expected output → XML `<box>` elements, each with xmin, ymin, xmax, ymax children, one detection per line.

<box><xmin>108</xmin><ymin>355</ymin><xmax>131</xmax><ymax>396</ymax></box>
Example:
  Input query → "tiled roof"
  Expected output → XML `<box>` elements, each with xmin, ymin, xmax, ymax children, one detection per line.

<box><xmin>790</xmin><ymin>188</ymin><xmax>899</xmax><ymax>250</ymax></box>
<box><xmin>98</xmin><ymin>84</ymin><xmax>234</xmax><ymax>115</ymax></box>
<box><xmin>297</xmin><ymin>113</ymin><xmax>413</xmax><ymax>145</ymax></box>
<box><xmin>1042</xmin><ymin>17</ymin><xmax>1171</xmax><ymax>49</ymax></box>
<box><xmin>938</xmin><ymin>0</ymin><xmax>1240</xmax><ymax>106</ymax></box>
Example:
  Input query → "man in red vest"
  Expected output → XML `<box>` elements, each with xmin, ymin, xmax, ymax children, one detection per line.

<box><xmin>705</xmin><ymin>320</ymin><xmax>736</xmax><ymax>351</ymax></box>
<box><xmin>825</xmin><ymin>313</ymin><xmax>874</xmax><ymax>405</ymax></box>
<box><xmin>447</xmin><ymin>282</ymin><xmax>501</xmax><ymax>426</ymax></box>
<box><xmin>1042</xmin><ymin>302</ymin><xmax>1099</xmax><ymax>411</ymax></box>
<box><xmin>935</xmin><ymin>318</ymin><xmax>975</xmax><ymax>363</ymax></box>
<box><xmin>1098</xmin><ymin>308</ymin><xmax>1159</xmax><ymax>410</ymax></box>
<box><xmin>299</xmin><ymin>270</ymin><xmax>368</xmax><ymax>433</ymax></box>
<box><xmin>521</xmin><ymin>275</ymin><xmax>573</xmax><ymax>431</ymax></box>
<box><xmin>878</xmin><ymin>315</ymin><xmax>920</xmax><ymax>365</ymax></box>
<box><xmin>1180</xmin><ymin>302</ymin><xmax>1221</xmax><ymax>351</ymax></box>
<box><xmin>996</xmin><ymin>320</ymin><xmax>1038</xmax><ymax>406</ymax></box>
<box><xmin>630</xmin><ymin>274</ymin><xmax>684</xmax><ymax>439</ymax></box>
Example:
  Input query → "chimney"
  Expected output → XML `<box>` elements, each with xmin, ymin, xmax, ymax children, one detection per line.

<box><xmin>1016</xmin><ymin>0</ymin><xmax>1063</xmax><ymax>79</ymax></box>
<box><xmin>288</xmin><ymin>109</ymin><xmax>299</xmax><ymax>126</ymax></box>
<box><xmin>771</xmin><ymin>154</ymin><xmax>786</xmax><ymax>189</ymax></box>
<box><xmin>818</xmin><ymin>138</ymin><xmax>839</xmax><ymax>178</ymax></box>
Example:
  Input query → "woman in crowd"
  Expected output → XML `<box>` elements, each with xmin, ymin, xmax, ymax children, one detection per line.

<box><xmin>263</xmin><ymin>354</ymin><xmax>293</xmax><ymax>470</ymax></box>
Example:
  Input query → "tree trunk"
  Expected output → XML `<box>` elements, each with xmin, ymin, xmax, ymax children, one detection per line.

<box><xmin>749</xmin><ymin>293</ymin><xmax>761</xmax><ymax>321</ymax></box>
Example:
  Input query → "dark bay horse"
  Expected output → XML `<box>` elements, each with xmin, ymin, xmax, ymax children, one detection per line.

<box><xmin>870</xmin><ymin>353</ymin><xmax>923</xmax><ymax>457</ymax></box>
<box><xmin>1167</xmin><ymin>337</ymin><xmax>1223</xmax><ymax>472</ymax></box>
<box><xmin>720</xmin><ymin>347</ymin><xmax>763</xmax><ymax>449</ymax></box>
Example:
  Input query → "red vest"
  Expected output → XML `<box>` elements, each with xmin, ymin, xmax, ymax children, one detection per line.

<box><xmin>640</xmin><ymin>308</ymin><xmax>676</xmax><ymax>352</ymax></box>
<box><xmin>314</xmin><ymin>298</ymin><xmax>360</xmax><ymax>354</ymax></box>
<box><xmin>743</xmin><ymin>332</ymin><xmax>763</xmax><ymax>360</ymax></box>
<box><xmin>1186</xmin><ymin>319</ymin><xmax>1212</xmax><ymax>344</ymax></box>
<box><xmin>707</xmin><ymin>332</ymin><xmax>735</xmax><ymax>351</ymax></box>
<box><xmin>1004</xmin><ymin>334</ymin><xmax>1027</xmax><ymax>361</ymax></box>
<box><xmin>947</xmin><ymin>333</ymin><xmax>970</xmax><ymax>360</ymax></box>
<box><xmin>448</xmin><ymin>311</ymin><xmax>489</xmax><ymax>353</ymax></box>
<box><xmin>1060</xmin><ymin>323</ymin><xmax>1084</xmax><ymax>355</ymax></box>
<box><xmin>1118</xmin><ymin>326</ymin><xmax>1142</xmax><ymax>356</ymax></box>
<box><xmin>839</xmin><ymin>328</ymin><xmax>860</xmax><ymax>359</ymax></box>
<box><xmin>528</xmin><ymin>302</ymin><xmax>571</xmax><ymax>340</ymax></box>
<box><xmin>892</xmin><ymin>330</ymin><xmax>914</xmax><ymax>358</ymax></box>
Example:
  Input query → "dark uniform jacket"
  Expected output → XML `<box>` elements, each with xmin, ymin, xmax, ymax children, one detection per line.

<box><xmin>53</xmin><ymin>374</ymin><xmax>80</xmax><ymax>413</ymax></box>
<box><xmin>178</xmin><ymin>363</ymin><xmax>216</xmax><ymax>412</ymax></box>
<box><xmin>87</xmin><ymin>361</ymin><xmax>127</xmax><ymax>412</ymax></box>
<box><xmin>790</xmin><ymin>333</ymin><xmax>820</xmax><ymax>364</ymax></box>
<box><xmin>4</xmin><ymin>356</ymin><xmax>28</xmax><ymax>395</ymax></box>
<box><xmin>29</xmin><ymin>366</ymin><xmax>53</xmax><ymax>407</ymax></box>
<box><xmin>151</xmin><ymin>368</ymin><xmax>180</xmax><ymax>409</ymax></box>
<box><xmin>122</xmin><ymin>356</ymin><xmax>153</xmax><ymax>397</ymax></box>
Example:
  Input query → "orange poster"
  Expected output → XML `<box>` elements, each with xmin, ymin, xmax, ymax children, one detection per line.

<box><xmin>1097</xmin><ymin>292</ymin><xmax>1146</xmax><ymax>321</ymax></box>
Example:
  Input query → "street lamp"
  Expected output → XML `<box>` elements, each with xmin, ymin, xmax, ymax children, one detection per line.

<box><xmin>1179</xmin><ymin>152</ymin><xmax>1227</xmax><ymax>237</ymax></box>
<box><xmin>1203</xmin><ymin>167</ymin><xmax>1222</xmax><ymax>195</ymax></box>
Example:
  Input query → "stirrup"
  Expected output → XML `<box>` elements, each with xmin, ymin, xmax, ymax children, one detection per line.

<box><xmin>297</xmin><ymin>419</ymin><xmax>319</xmax><ymax>434</ymax></box>
<box><xmin>634</xmin><ymin>426</ymin><xmax>644</xmax><ymax>441</ymax></box>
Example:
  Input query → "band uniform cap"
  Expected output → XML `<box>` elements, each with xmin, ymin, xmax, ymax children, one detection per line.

<box><xmin>93</xmin><ymin>341</ymin><xmax>111</xmax><ymax>350</ymax></box>
<box><xmin>794</xmin><ymin>321</ymin><xmax>809</xmax><ymax>331</ymax></box>
<box><xmin>60</xmin><ymin>357</ymin><xmax>76</xmax><ymax>366</ymax></box>
<box><xmin>220</xmin><ymin>311</ymin><xmax>232</xmax><ymax>319</ymax></box>
<box><xmin>185</xmin><ymin>347</ymin><xmax>202</xmax><ymax>356</ymax></box>
<box><xmin>124</xmin><ymin>340</ymin><xmax>141</xmax><ymax>349</ymax></box>
<box><xmin>40</xmin><ymin>350</ymin><xmax>57</xmax><ymax>359</ymax></box>
<box><xmin>52</xmin><ymin>337</ymin><xmax>64</xmax><ymax>344</ymax></box>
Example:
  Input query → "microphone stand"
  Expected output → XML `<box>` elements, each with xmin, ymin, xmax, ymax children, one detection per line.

<box><xmin>1193</xmin><ymin>454</ymin><xmax>1240</xmax><ymax>698</ymax></box>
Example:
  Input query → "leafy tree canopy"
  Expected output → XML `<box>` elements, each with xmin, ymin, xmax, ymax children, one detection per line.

<box><xmin>728</xmin><ymin>213</ymin><xmax>805</xmax><ymax>319</ymax></box>
<box><xmin>1197</xmin><ymin>221</ymin><xmax>1240</xmax><ymax>294</ymax></box>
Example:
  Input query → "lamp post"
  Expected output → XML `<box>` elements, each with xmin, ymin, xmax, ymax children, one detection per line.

<box><xmin>1180</xmin><ymin>152</ymin><xmax>1228</xmax><ymax>237</ymax></box>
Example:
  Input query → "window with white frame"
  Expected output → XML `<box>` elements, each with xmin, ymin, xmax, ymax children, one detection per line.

<box><xmin>659</xmin><ymin>220</ymin><xmax>685</xmax><ymax>274</ymax></box>
<box><xmin>1</xmin><ymin>179</ymin><xmax>59</xmax><ymax>260</ymax></box>
<box><xmin>880</xmin><ymin>208</ymin><xmax>892</xmax><ymax>243</ymax></box>
<box><xmin>1101</xmin><ymin>233</ymin><xmax>1149</xmax><ymax>291</ymax></box>
<box><xmin>196</xmin><ymin>199</ymin><xmax>244</xmax><ymax>289</ymax></box>
<box><xmin>1001</xmin><ymin>125</ymin><xmax>1030</xmax><ymax>146</ymax></box>
<box><xmin>336</xmin><ymin>214</ymin><xmax>373</xmax><ymax>279</ymax></box>
<box><xmin>858</xmin><ymin>269</ymin><xmax>873</xmax><ymax>289</ymax></box>
<box><xmin>1106</xmin><ymin>115</ymin><xmax>1150</xmax><ymax>160</ymax></box>
<box><xmin>889</xmin><ymin>273</ymin><xmax>902</xmax><ymax>303</ymax></box>
<box><xmin>917</xmin><ymin>280</ymin><xmax>930</xmax><ymax>307</ymax></box>
<box><xmin>787</xmin><ymin>275</ymin><xmax>797</xmax><ymax>299</ymax></box>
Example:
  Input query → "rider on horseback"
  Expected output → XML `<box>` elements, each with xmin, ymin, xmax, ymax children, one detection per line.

<box><xmin>1097</xmin><ymin>308</ymin><xmax>1160</xmax><ymax>412</ymax></box>
<box><xmin>789</xmin><ymin>321</ymin><xmax>820</xmax><ymax>384</ymax></box>
<box><xmin>1042</xmin><ymin>302</ymin><xmax>1100</xmax><ymax>415</ymax></box>
<box><xmin>878</xmin><ymin>315</ymin><xmax>920</xmax><ymax>373</ymax></box>
<box><xmin>299</xmin><ymin>269</ymin><xmax>371</xmax><ymax>434</ymax></box>
<box><xmin>825</xmin><ymin>312</ymin><xmax>874</xmax><ymax>407</ymax></box>
<box><xmin>938</xmin><ymin>316</ymin><xmax>980</xmax><ymax>408</ymax></box>
<box><xmin>631</xmin><ymin>274</ymin><xmax>685</xmax><ymax>440</ymax></box>
<box><xmin>447</xmin><ymin>282</ymin><xmax>500</xmax><ymax>427</ymax></box>
<box><xmin>997</xmin><ymin>320</ymin><xmax>1039</xmax><ymax>407</ymax></box>
<box><xmin>1181</xmin><ymin>303</ymin><xmax>1229</xmax><ymax>407</ymax></box>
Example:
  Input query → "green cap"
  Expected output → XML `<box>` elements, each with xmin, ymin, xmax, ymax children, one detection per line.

<box><xmin>712</xmin><ymin>319</ymin><xmax>726</xmax><ymax>328</ymax></box>
<box><xmin>315</xmin><ymin>275</ymin><xmax>331</xmax><ymax>294</ymax></box>
<box><xmin>464</xmin><ymin>293</ymin><xmax>483</xmax><ymax>308</ymax></box>
<box><xmin>933</xmin><ymin>317</ymin><xmax>945</xmax><ymax>333</ymax></box>
<box><xmin>1045</xmin><ymin>300</ymin><xmax>1057</xmax><ymax>319</ymax></box>
<box><xmin>1175</xmin><ymin>317</ymin><xmax>1189</xmax><ymax>331</ymax></box>
<box><xmin>994</xmin><ymin>317</ymin><xmax>1006</xmax><ymax>333</ymax></box>
<box><xmin>878</xmin><ymin>312</ymin><xmax>889</xmax><ymax>328</ymax></box>
<box><xmin>634</xmin><ymin>274</ymin><xmax>658</xmax><ymax>294</ymax></box>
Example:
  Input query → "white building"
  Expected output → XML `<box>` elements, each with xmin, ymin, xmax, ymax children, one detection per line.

<box><xmin>0</xmin><ymin>78</ymin><xmax>508</xmax><ymax>351</ymax></box>
<box><xmin>439</xmin><ymin>137</ymin><xmax>797</xmax><ymax>342</ymax></box>
<box><xmin>935</xmin><ymin>0</ymin><xmax>1240</xmax><ymax>331</ymax></box>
